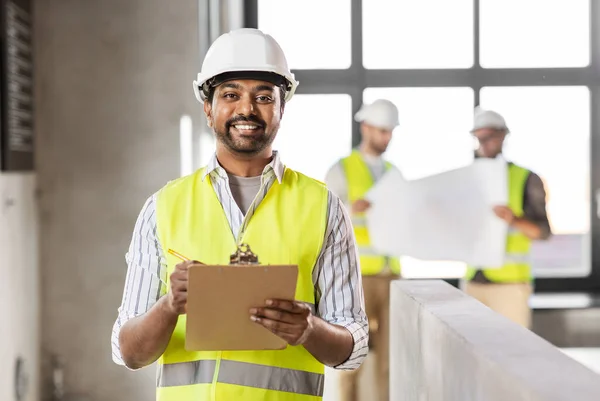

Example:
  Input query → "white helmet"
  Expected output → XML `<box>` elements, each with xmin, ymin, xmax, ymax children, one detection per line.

<box><xmin>354</xmin><ymin>99</ymin><xmax>400</xmax><ymax>130</ymax></box>
<box><xmin>193</xmin><ymin>28</ymin><xmax>298</xmax><ymax>102</ymax></box>
<box><xmin>471</xmin><ymin>106</ymin><xmax>510</xmax><ymax>133</ymax></box>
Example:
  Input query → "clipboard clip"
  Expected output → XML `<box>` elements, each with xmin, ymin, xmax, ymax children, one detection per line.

<box><xmin>230</xmin><ymin>243</ymin><xmax>259</xmax><ymax>265</ymax></box>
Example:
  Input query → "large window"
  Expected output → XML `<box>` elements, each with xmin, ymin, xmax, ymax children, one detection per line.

<box><xmin>480</xmin><ymin>0</ymin><xmax>590</xmax><ymax>68</ymax></box>
<box><xmin>249</xmin><ymin>0</ymin><xmax>599</xmax><ymax>292</ymax></box>
<box><xmin>272</xmin><ymin>94</ymin><xmax>352</xmax><ymax>181</ymax></box>
<box><xmin>257</xmin><ymin>0</ymin><xmax>351</xmax><ymax>69</ymax></box>
<box><xmin>363</xmin><ymin>0</ymin><xmax>473</xmax><ymax>69</ymax></box>
<box><xmin>363</xmin><ymin>87</ymin><xmax>474</xmax><ymax>180</ymax></box>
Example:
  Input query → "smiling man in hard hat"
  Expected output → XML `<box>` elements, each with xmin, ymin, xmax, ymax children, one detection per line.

<box><xmin>464</xmin><ymin>106</ymin><xmax>551</xmax><ymax>328</ymax></box>
<box><xmin>110</xmin><ymin>28</ymin><xmax>368</xmax><ymax>401</ymax></box>
<box><xmin>325</xmin><ymin>99</ymin><xmax>400</xmax><ymax>401</ymax></box>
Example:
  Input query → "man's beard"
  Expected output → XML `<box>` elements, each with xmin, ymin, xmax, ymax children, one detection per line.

<box><xmin>215</xmin><ymin>115</ymin><xmax>277</xmax><ymax>155</ymax></box>
<box><xmin>372</xmin><ymin>142</ymin><xmax>388</xmax><ymax>156</ymax></box>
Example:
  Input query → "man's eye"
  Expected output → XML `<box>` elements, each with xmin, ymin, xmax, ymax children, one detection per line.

<box><xmin>257</xmin><ymin>96</ymin><xmax>272</xmax><ymax>102</ymax></box>
<box><xmin>223</xmin><ymin>93</ymin><xmax>237</xmax><ymax>99</ymax></box>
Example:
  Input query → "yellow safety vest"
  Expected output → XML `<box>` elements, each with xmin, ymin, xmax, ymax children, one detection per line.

<box><xmin>155</xmin><ymin>166</ymin><xmax>329</xmax><ymax>401</ymax></box>
<box><xmin>465</xmin><ymin>163</ymin><xmax>532</xmax><ymax>283</ymax></box>
<box><xmin>341</xmin><ymin>150</ymin><xmax>401</xmax><ymax>276</ymax></box>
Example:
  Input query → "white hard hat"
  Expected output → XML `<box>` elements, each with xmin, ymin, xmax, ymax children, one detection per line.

<box><xmin>193</xmin><ymin>28</ymin><xmax>298</xmax><ymax>102</ymax></box>
<box><xmin>354</xmin><ymin>99</ymin><xmax>400</xmax><ymax>130</ymax></box>
<box><xmin>471</xmin><ymin>106</ymin><xmax>510</xmax><ymax>133</ymax></box>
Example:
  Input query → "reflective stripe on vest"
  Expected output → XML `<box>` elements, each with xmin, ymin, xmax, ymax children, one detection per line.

<box><xmin>155</xmin><ymin>167</ymin><xmax>328</xmax><ymax>401</ymax></box>
<box><xmin>341</xmin><ymin>150</ymin><xmax>401</xmax><ymax>275</ymax></box>
<box><xmin>466</xmin><ymin>163</ymin><xmax>532</xmax><ymax>283</ymax></box>
<box><xmin>157</xmin><ymin>360</ymin><xmax>325</xmax><ymax>397</ymax></box>
<box><xmin>157</xmin><ymin>360</ymin><xmax>216</xmax><ymax>387</ymax></box>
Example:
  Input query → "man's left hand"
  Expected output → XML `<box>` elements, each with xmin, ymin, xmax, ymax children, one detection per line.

<box><xmin>493</xmin><ymin>205</ymin><xmax>516</xmax><ymax>225</ymax></box>
<box><xmin>250</xmin><ymin>300</ymin><xmax>314</xmax><ymax>346</ymax></box>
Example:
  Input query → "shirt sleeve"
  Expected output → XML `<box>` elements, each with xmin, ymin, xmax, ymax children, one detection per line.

<box><xmin>312</xmin><ymin>191</ymin><xmax>368</xmax><ymax>370</ymax></box>
<box><xmin>522</xmin><ymin>172</ymin><xmax>552</xmax><ymax>240</ymax></box>
<box><xmin>324</xmin><ymin>161</ymin><xmax>349</xmax><ymax>207</ymax></box>
<box><xmin>111</xmin><ymin>193</ymin><xmax>168</xmax><ymax>366</ymax></box>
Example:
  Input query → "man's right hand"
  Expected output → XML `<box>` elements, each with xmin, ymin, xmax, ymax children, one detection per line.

<box><xmin>119</xmin><ymin>260</ymin><xmax>194</xmax><ymax>369</ymax></box>
<box><xmin>166</xmin><ymin>261</ymin><xmax>193</xmax><ymax>315</ymax></box>
<box><xmin>351</xmin><ymin>199</ymin><xmax>372</xmax><ymax>214</ymax></box>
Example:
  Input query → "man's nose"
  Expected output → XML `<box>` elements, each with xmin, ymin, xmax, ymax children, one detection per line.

<box><xmin>235</xmin><ymin>94</ymin><xmax>255</xmax><ymax>116</ymax></box>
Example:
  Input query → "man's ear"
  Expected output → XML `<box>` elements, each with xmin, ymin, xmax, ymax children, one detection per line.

<box><xmin>204</xmin><ymin>100</ymin><xmax>213</xmax><ymax>128</ymax></box>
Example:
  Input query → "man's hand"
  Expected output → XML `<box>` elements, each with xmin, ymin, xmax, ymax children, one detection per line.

<box><xmin>351</xmin><ymin>199</ymin><xmax>371</xmax><ymax>214</ymax></box>
<box><xmin>119</xmin><ymin>260</ymin><xmax>196</xmax><ymax>370</ymax></box>
<box><xmin>166</xmin><ymin>261</ymin><xmax>193</xmax><ymax>315</ymax></box>
<box><xmin>250</xmin><ymin>300</ymin><xmax>314</xmax><ymax>346</ymax></box>
<box><xmin>493</xmin><ymin>205</ymin><xmax>516</xmax><ymax>225</ymax></box>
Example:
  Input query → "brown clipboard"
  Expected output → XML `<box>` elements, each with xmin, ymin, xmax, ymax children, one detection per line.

<box><xmin>185</xmin><ymin>260</ymin><xmax>298</xmax><ymax>351</ymax></box>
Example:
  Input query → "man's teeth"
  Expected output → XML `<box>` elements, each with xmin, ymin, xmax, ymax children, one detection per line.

<box><xmin>235</xmin><ymin>125</ymin><xmax>259</xmax><ymax>130</ymax></box>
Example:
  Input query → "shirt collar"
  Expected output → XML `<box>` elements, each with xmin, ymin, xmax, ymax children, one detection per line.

<box><xmin>201</xmin><ymin>150</ymin><xmax>285</xmax><ymax>183</ymax></box>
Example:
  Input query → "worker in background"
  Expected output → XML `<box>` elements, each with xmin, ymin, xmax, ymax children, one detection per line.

<box><xmin>111</xmin><ymin>28</ymin><xmax>368</xmax><ymax>401</ymax></box>
<box><xmin>325</xmin><ymin>99</ymin><xmax>401</xmax><ymax>401</ymax></box>
<box><xmin>464</xmin><ymin>107</ymin><xmax>551</xmax><ymax>328</ymax></box>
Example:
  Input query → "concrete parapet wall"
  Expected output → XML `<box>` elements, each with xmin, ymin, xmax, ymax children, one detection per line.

<box><xmin>390</xmin><ymin>280</ymin><xmax>600</xmax><ymax>401</ymax></box>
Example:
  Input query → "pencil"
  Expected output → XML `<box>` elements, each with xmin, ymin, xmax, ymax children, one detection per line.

<box><xmin>168</xmin><ymin>249</ymin><xmax>206</xmax><ymax>265</ymax></box>
<box><xmin>168</xmin><ymin>249</ymin><xmax>190</xmax><ymax>261</ymax></box>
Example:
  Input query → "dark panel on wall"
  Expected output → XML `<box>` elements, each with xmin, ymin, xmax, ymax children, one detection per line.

<box><xmin>0</xmin><ymin>0</ymin><xmax>33</xmax><ymax>171</ymax></box>
<box><xmin>532</xmin><ymin>308</ymin><xmax>600</xmax><ymax>348</ymax></box>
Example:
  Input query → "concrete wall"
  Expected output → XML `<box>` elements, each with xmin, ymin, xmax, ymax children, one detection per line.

<box><xmin>391</xmin><ymin>280</ymin><xmax>600</xmax><ymax>401</ymax></box>
<box><xmin>34</xmin><ymin>1</ymin><xmax>200</xmax><ymax>399</ymax></box>
<box><xmin>0</xmin><ymin>174</ymin><xmax>39</xmax><ymax>401</ymax></box>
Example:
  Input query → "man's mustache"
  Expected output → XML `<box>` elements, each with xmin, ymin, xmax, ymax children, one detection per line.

<box><xmin>226</xmin><ymin>115</ymin><xmax>266</xmax><ymax>130</ymax></box>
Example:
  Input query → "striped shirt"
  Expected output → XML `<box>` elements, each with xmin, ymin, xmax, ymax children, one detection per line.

<box><xmin>111</xmin><ymin>151</ymin><xmax>368</xmax><ymax>370</ymax></box>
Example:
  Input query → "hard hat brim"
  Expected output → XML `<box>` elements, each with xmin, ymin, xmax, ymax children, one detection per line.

<box><xmin>193</xmin><ymin>67</ymin><xmax>298</xmax><ymax>103</ymax></box>
<box><xmin>470</xmin><ymin>126</ymin><xmax>510</xmax><ymax>134</ymax></box>
<box><xmin>202</xmin><ymin>71</ymin><xmax>289</xmax><ymax>99</ymax></box>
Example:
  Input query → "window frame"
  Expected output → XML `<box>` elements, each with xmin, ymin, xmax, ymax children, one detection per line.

<box><xmin>246</xmin><ymin>0</ymin><xmax>600</xmax><ymax>294</ymax></box>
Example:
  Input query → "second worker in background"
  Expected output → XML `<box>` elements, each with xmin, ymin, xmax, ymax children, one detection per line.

<box><xmin>464</xmin><ymin>107</ymin><xmax>552</xmax><ymax>328</ymax></box>
<box><xmin>326</xmin><ymin>99</ymin><xmax>401</xmax><ymax>401</ymax></box>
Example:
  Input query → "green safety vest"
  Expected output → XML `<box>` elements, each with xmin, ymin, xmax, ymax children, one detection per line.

<box><xmin>155</xmin><ymin>166</ymin><xmax>328</xmax><ymax>400</ymax></box>
<box><xmin>341</xmin><ymin>150</ymin><xmax>401</xmax><ymax>275</ymax></box>
<box><xmin>465</xmin><ymin>163</ymin><xmax>532</xmax><ymax>283</ymax></box>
